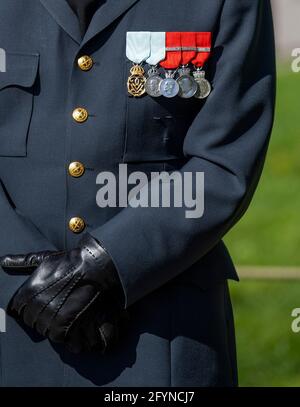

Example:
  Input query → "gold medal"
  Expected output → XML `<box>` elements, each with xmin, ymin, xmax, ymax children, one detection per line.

<box><xmin>127</xmin><ymin>64</ymin><xmax>147</xmax><ymax>97</ymax></box>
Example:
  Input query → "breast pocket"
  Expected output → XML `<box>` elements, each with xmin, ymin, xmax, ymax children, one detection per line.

<box><xmin>0</xmin><ymin>52</ymin><xmax>39</xmax><ymax>157</ymax></box>
<box><xmin>124</xmin><ymin>60</ymin><xmax>201</xmax><ymax>163</ymax></box>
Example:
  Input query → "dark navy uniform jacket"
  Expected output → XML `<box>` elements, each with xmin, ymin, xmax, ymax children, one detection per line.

<box><xmin>0</xmin><ymin>0</ymin><xmax>275</xmax><ymax>386</ymax></box>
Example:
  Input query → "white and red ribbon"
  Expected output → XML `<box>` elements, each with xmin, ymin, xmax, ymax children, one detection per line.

<box><xmin>126</xmin><ymin>31</ymin><xmax>212</xmax><ymax>67</ymax></box>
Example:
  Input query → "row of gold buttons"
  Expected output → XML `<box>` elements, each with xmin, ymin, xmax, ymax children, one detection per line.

<box><xmin>69</xmin><ymin>56</ymin><xmax>94</xmax><ymax>234</ymax></box>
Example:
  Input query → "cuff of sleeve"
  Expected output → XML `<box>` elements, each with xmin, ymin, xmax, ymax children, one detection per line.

<box><xmin>90</xmin><ymin>216</ymin><xmax>152</xmax><ymax>308</ymax></box>
<box><xmin>90</xmin><ymin>227</ymin><xmax>132</xmax><ymax>308</ymax></box>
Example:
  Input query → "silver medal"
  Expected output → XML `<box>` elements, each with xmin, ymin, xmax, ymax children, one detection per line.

<box><xmin>193</xmin><ymin>69</ymin><xmax>212</xmax><ymax>99</ymax></box>
<box><xmin>177</xmin><ymin>67</ymin><xmax>198</xmax><ymax>99</ymax></box>
<box><xmin>160</xmin><ymin>70</ymin><xmax>180</xmax><ymax>98</ymax></box>
<box><xmin>145</xmin><ymin>67</ymin><xmax>163</xmax><ymax>97</ymax></box>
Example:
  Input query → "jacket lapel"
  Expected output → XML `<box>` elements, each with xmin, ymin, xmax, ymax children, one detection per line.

<box><xmin>39</xmin><ymin>0</ymin><xmax>82</xmax><ymax>45</ymax></box>
<box><xmin>40</xmin><ymin>0</ymin><xmax>140</xmax><ymax>47</ymax></box>
<box><xmin>81</xmin><ymin>0</ymin><xmax>141</xmax><ymax>47</ymax></box>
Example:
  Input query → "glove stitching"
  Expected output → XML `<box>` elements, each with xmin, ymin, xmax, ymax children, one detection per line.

<box><xmin>29</xmin><ymin>265</ymin><xmax>77</xmax><ymax>302</ymax></box>
<box><xmin>52</xmin><ymin>273</ymin><xmax>83</xmax><ymax>319</ymax></box>
<box><xmin>44</xmin><ymin>273</ymin><xmax>83</xmax><ymax>339</ymax></box>
<box><xmin>83</xmin><ymin>246</ymin><xmax>96</xmax><ymax>259</ymax></box>
<box><xmin>64</xmin><ymin>291</ymin><xmax>101</xmax><ymax>338</ymax></box>
<box><xmin>11</xmin><ymin>266</ymin><xmax>77</xmax><ymax>315</ymax></box>
<box><xmin>30</xmin><ymin>272</ymin><xmax>76</xmax><ymax>328</ymax></box>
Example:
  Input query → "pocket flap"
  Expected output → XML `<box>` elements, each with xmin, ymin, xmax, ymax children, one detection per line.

<box><xmin>0</xmin><ymin>52</ymin><xmax>39</xmax><ymax>90</ymax></box>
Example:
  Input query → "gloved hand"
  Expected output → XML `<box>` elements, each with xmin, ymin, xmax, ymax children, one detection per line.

<box><xmin>0</xmin><ymin>234</ymin><xmax>128</xmax><ymax>354</ymax></box>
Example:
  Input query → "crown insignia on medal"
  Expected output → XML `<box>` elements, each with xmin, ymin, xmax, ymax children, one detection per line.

<box><xmin>130</xmin><ymin>65</ymin><xmax>145</xmax><ymax>76</ymax></box>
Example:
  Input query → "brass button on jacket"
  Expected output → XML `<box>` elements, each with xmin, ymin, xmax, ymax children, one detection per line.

<box><xmin>69</xmin><ymin>217</ymin><xmax>85</xmax><ymax>234</ymax></box>
<box><xmin>77</xmin><ymin>55</ymin><xmax>94</xmax><ymax>71</ymax></box>
<box><xmin>72</xmin><ymin>107</ymin><xmax>89</xmax><ymax>123</ymax></box>
<box><xmin>69</xmin><ymin>162</ymin><xmax>85</xmax><ymax>178</ymax></box>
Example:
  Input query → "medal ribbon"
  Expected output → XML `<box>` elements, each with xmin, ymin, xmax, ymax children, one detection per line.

<box><xmin>146</xmin><ymin>32</ymin><xmax>166</xmax><ymax>65</ymax></box>
<box><xmin>160</xmin><ymin>32</ymin><xmax>182</xmax><ymax>69</ymax></box>
<box><xmin>180</xmin><ymin>32</ymin><xmax>196</xmax><ymax>65</ymax></box>
<box><xmin>191</xmin><ymin>32</ymin><xmax>212</xmax><ymax>67</ymax></box>
<box><xmin>126</xmin><ymin>32</ymin><xmax>151</xmax><ymax>64</ymax></box>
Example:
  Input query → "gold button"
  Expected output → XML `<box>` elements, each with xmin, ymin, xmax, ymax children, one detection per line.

<box><xmin>69</xmin><ymin>217</ymin><xmax>85</xmax><ymax>234</ymax></box>
<box><xmin>69</xmin><ymin>162</ymin><xmax>85</xmax><ymax>178</ymax></box>
<box><xmin>77</xmin><ymin>55</ymin><xmax>94</xmax><ymax>71</ymax></box>
<box><xmin>72</xmin><ymin>107</ymin><xmax>89</xmax><ymax>123</ymax></box>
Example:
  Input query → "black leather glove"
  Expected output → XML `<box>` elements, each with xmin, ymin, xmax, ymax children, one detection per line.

<box><xmin>0</xmin><ymin>234</ymin><xmax>128</xmax><ymax>353</ymax></box>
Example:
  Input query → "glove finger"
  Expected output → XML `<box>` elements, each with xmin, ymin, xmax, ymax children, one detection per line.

<box><xmin>1</xmin><ymin>263</ymin><xmax>38</xmax><ymax>275</ymax></box>
<box><xmin>0</xmin><ymin>254</ymin><xmax>30</xmax><ymax>269</ymax></box>
<box><xmin>64</xmin><ymin>322</ymin><xmax>85</xmax><ymax>354</ymax></box>
<box><xmin>64</xmin><ymin>307</ymin><xmax>129</xmax><ymax>354</ymax></box>
<box><xmin>0</xmin><ymin>252</ymin><xmax>56</xmax><ymax>275</ymax></box>
<box><xmin>63</xmin><ymin>304</ymin><xmax>105</xmax><ymax>354</ymax></box>
<box><xmin>82</xmin><ymin>318</ymin><xmax>105</xmax><ymax>352</ymax></box>
<box><xmin>8</xmin><ymin>287</ymin><xmax>29</xmax><ymax>316</ymax></box>
<box><xmin>95</xmin><ymin>309</ymin><xmax>130</xmax><ymax>353</ymax></box>
<box><xmin>64</xmin><ymin>296</ymin><xmax>107</xmax><ymax>353</ymax></box>
<box><xmin>59</xmin><ymin>284</ymin><xmax>102</xmax><ymax>337</ymax></box>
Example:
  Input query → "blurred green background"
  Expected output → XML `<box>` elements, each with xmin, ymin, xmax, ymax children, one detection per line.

<box><xmin>225</xmin><ymin>67</ymin><xmax>300</xmax><ymax>386</ymax></box>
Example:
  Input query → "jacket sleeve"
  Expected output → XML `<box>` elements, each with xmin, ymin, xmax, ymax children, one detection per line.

<box><xmin>91</xmin><ymin>0</ymin><xmax>276</xmax><ymax>307</ymax></box>
<box><xmin>0</xmin><ymin>179</ymin><xmax>57</xmax><ymax>256</ymax></box>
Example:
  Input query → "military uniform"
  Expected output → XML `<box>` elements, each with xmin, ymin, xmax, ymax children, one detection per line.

<box><xmin>0</xmin><ymin>0</ymin><xmax>275</xmax><ymax>386</ymax></box>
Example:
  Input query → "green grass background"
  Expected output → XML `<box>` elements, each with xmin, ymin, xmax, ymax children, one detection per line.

<box><xmin>225</xmin><ymin>67</ymin><xmax>300</xmax><ymax>386</ymax></box>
